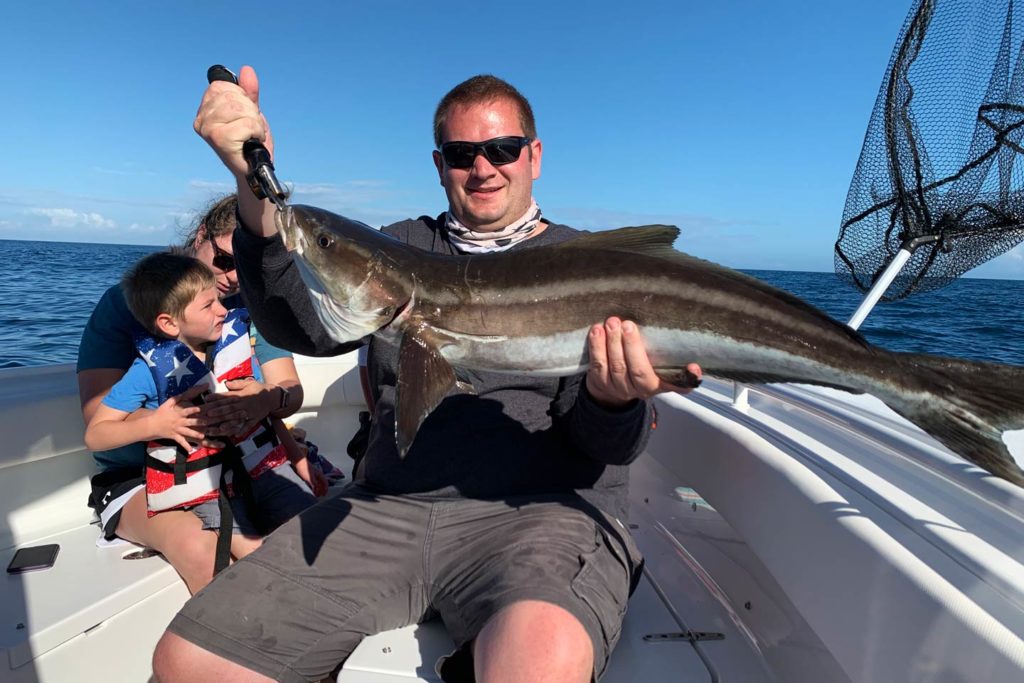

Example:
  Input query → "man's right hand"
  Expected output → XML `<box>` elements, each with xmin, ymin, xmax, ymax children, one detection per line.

<box><xmin>194</xmin><ymin>65</ymin><xmax>273</xmax><ymax>178</ymax></box>
<box><xmin>193</xmin><ymin>65</ymin><xmax>279</xmax><ymax>237</ymax></box>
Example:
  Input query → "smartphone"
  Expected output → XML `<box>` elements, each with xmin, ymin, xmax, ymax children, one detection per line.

<box><xmin>6</xmin><ymin>544</ymin><xmax>60</xmax><ymax>574</ymax></box>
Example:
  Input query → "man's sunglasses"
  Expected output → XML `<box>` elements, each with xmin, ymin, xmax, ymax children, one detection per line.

<box><xmin>439</xmin><ymin>136</ymin><xmax>532</xmax><ymax>169</ymax></box>
<box><xmin>209</xmin><ymin>237</ymin><xmax>236</xmax><ymax>273</ymax></box>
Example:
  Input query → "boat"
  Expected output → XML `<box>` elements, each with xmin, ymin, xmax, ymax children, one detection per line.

<box><xmin>3</xmin><ymin>0</ymin><xmax>1024</xmax><ymax>680</ymax></box>
<box><xmin>3</xmin><ymin>339</ymin><xmax>1024</xmax><ymax>681</ymax></box>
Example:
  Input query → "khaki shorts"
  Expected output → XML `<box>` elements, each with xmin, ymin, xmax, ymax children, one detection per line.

<box><xmin>168</xmin><ymin>485</ymin><xmax>643</xmax><ymax>682</ymax></box>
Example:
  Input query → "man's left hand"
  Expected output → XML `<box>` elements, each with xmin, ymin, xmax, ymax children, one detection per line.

<box><xmin>586</xmin><ymin>317</ymin><xmax>702</xmax><ymax>410</ymax></box>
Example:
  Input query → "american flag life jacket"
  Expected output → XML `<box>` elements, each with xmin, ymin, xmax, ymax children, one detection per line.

<box><xmin>137</xmin><ymin>308</ymin><xmax>290</xmax><ymax>516</ymax></box>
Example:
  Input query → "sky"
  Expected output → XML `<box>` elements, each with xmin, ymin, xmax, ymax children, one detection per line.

<box><xmin>2</xmin><ymin>0</ymin><xmax>1022</xmax><ymax>279</ymax></box>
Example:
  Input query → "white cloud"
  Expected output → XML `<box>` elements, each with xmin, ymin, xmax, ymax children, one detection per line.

<box><xmin>188</xmin><ymin>179</ymin><xmax>234</xmax><ymax>192</ymax></box>
<box><xmin>25</xmin><ymin>207</ymin><xmax>116</xmax><ymax>229</ymax></box>
<box><xmin>124</xmin><ymin>223</ymin><xmax>166</xmax><ymax>235</ymax></box>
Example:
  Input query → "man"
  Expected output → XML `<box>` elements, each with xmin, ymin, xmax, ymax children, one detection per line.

<box><xmin>153</xmin><ymin>67</ymin><xmax>700</xmax><ymax>682</ymax></box>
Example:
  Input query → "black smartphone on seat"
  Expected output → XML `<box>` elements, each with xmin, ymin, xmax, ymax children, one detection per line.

<box><xmin>6</xmin><ymin>544</ymin><xmax>60</xmax><ymax>574</ymax></box>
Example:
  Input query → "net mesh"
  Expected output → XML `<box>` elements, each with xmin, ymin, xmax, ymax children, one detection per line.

<box><xmin>835</xmin><ymin>0</ymin><xmax>1024</xmax><ymax>299</ymax></box>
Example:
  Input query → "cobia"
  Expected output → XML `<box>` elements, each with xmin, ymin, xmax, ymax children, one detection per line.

<box><xmin>277</xmin><ymin>204</ymin><xmax>1024</xmax><ymax>487</ymax></box>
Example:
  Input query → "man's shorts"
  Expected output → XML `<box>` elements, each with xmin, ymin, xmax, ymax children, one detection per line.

<box><xmin>168</xmin><ymin>486</ymin><xmax>643</xmax><ymax>683</ymax></box>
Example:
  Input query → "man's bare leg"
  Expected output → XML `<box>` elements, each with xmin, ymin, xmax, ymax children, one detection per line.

<box><xmin>473</xmin><ymin>600</ymin><xmax>594</xmax><ymax>683</ymax></box>
<box><xmin>152</xmin><ymin>631</ymin><xmax>274</xmax><ymax>683</ymax></box>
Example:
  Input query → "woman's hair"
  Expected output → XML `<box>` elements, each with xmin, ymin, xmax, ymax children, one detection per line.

<box><xmin>180</xmin><ymin>193</ymin><xmax>238</xmax><ymax>253</ymax></box>
<box><xmin>122</xmin><ymin>252</ymin><xmax>216</xmax><ymax>336</ymax></box>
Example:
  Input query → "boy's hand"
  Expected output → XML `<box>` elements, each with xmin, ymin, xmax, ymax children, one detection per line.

<box><xmin>149</xmin><ymin>385</ymin><xmax>207</xmax><ymax>451</ymax></box>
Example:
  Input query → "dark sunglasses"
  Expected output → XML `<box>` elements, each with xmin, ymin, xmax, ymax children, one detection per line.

<box><xmin>439</xmin><ymin>136</ymin><xmax>532</xmax><ymax>169</ymax></box>
<box><xmin>209</xmin><ymin>237</ymin><xmax>236</xmax><ymax>273</ymax></box>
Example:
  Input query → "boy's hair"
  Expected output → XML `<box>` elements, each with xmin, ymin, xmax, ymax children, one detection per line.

<box><xmin>122</xmin><ymin>252</ymin><xmax>216</xmax><ymax>336</ymax></box>
<box><xmin>433</xmin><ymin>75</ymin><xmax>537</xmax><ymax>147</ymax></box>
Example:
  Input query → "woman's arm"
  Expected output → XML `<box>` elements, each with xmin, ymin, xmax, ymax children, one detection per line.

<box><xmin>262</xmin><ymin>356</ymin><xmax>304</xmax><ymax>421</ymax></box>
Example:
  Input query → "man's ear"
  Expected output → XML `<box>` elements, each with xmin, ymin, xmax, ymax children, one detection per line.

<box><xmin>433</xmin><ymin>150</ymin><xmax>445</xmax><ymax>186</ymax></box>
<box><xmin>154</xmin><ymin>313</ymin><xmax>178</xmax><ymax>338</ymax></box>
<box><xmin>529</xmin><ymin>138</ymin><xmax>542</xmax><ymax>181</ymax></box>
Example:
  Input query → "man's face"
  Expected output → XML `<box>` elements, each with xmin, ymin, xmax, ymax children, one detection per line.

<box><xmin>433</xmin><ymin>98</ymin><xmax>542</xmax><ymax>233</ymax></box>
<box><xmin>176</xmin><ymin>287</ymin><xmax>228</xmax><ymax>348</ymax></box>
<box><xmin>192</xmin><ymin>231</ymin><xmax>238</xmax><ymax>298</ymax></box>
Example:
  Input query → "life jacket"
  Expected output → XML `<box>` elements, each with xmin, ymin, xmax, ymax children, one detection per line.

<box><xmin>136</xmin><ymin>308</ymin><xmax>289</xmax><ymax>515</ymax></box>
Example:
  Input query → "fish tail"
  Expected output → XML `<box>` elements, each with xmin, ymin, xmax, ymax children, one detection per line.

<box><xmin>885</xmin><ymin>352</ymin><xmax>1024</xmax><ymax>486</ymax></box>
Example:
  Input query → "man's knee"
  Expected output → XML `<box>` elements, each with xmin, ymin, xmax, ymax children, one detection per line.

<box><xmin>474</xmin><ymin>600</ymin><xmax>594</xmax><ymax>682</ymax></box>
<box><xmin>152</xmin><ymin>630</ymin><xmax>266</xmax><ymax>683</ymax></box>
<box><xmin>151</xmin><ymin>631</ymin><xmax>189</xmax><ymax>682</ymax></box>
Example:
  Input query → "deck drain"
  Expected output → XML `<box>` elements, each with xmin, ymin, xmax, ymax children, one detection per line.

<box><xmin>122</xmin><ymin>548</ymin><xmax>162</xmax><ymax>560</ymax></box>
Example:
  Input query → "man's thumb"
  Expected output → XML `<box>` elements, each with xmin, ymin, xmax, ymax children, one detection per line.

<box><xmin>239</xmin><ymin>65</ymin><xmax>260</xmax><ymax>105</ymax></box>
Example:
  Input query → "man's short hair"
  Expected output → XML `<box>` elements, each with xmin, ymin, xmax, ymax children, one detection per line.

<box><xmin>433</xmin><ymin>75</ymin><xmax>536</xmax><ymax>147</ymax></box>
<box><xmin>122</xmin><ymin>252</ymin><xmax>216</xmax><ymax>336</ymax></box>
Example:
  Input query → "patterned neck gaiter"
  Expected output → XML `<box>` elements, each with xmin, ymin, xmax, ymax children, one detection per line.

<box><xmin>445</xmin><ymin>198</ymin><xmax>543</xmax><ymax>254</ymax></box>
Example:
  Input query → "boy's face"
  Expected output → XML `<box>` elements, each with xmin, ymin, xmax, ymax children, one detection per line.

<box><xmin>174</xmin><ymin>286</ymin><xmax>228</xmax><ymax>348</ymax></box>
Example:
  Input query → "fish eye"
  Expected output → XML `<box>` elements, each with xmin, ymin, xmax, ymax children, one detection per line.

<box><xmin>317</xmin><ymin>233</ymin><xmax>334</xmax><ymax>249</ymax></box>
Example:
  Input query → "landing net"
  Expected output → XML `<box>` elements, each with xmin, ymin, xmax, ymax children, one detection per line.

<box><xmin>836</xmin><ymin>0</ymin><xmax>1024</xmax><ymax>299</ymax></box>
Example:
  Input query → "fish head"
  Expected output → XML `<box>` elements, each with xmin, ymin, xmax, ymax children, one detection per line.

<box><xmin>277</xmin><ymin>205</ymin><xmax>414</xmax><ymax>344</ymax></box>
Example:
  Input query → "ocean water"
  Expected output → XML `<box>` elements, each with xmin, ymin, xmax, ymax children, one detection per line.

<box><xmin>0</xmin><ymin>239</ymin><xmax>161</xmax><ymax>368</ymax></box>
<box><xmin>0</xmin><ymin>238</ymin><xmax>1020</xmax><ymax>369</ymax></box>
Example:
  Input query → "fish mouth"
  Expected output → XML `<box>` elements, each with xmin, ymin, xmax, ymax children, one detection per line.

<box><xmin>277</xmin><ymin>206</ymin><xmax>299</xmax><ymax>252</ymax></box>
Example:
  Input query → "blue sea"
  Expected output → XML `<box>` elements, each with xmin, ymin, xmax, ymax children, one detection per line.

<box><xmin>0</xmin><ymin>238</ymin><xmax>1021</xmax><ymax>368</ymax></box>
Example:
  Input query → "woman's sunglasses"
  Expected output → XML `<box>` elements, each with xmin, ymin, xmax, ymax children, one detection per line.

<box><xmin>439</xmin><ymin>136</ymin><xmax>532</xmax><ymax>169</ymax></box>
<box><xmin>209</xmin><ymin>237</ymin><xmax>236</xmax><ymax>273</ymax></box>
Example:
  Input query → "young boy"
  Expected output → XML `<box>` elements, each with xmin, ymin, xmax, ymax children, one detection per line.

<box><xmin>85</xmin><ymin>252</ymin><xmax>320</xmax><ymax>573</ymax></box>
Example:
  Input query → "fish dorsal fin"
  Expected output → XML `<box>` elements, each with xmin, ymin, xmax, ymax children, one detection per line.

<box><xmin>564</xmin><ymin>224</ymin><xmax>873</xmax><ymax>349</ymax></box>
<box><xmin>559</xmin><ymin>224</ymin><xmax>756</xmax><ymax>277</ymax></box>
<box><xmin>560</xmin><ymin>225</ymin><xmax>681</xmax><ymax>258</ymax></box>
<box><xmin>564</xmin><ymin>225</ymin><xmax>755</xmax><ymax>279</ymax></box>
<box><xmin>565</xmin><ymin>225</ymin><xmax>737</xmax><ymax>272</ymax></box>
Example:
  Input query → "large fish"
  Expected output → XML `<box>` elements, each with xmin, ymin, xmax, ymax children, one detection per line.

<box><xmin>277</xmin><ymin>204</ymin><xmax>1024</xmax><ymax>486</ymax></box>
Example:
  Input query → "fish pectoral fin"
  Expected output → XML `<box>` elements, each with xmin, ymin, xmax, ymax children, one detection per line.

<box><xmin>394</xmin><ymin>332</ymin><xmax>457</xmax><ymax>459</ymax></box>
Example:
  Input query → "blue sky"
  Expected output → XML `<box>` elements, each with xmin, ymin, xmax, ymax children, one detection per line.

<box><xmin>2</xmin><ymin>0</ymin><xmax>1022</xmax><ymax>278</ymax></box>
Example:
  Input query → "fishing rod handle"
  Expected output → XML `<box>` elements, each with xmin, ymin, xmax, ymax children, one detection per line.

<box><xmin>205</xmin><ymin>64</ymin><xmax>280</xmax><ymax>202</ymax></box>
